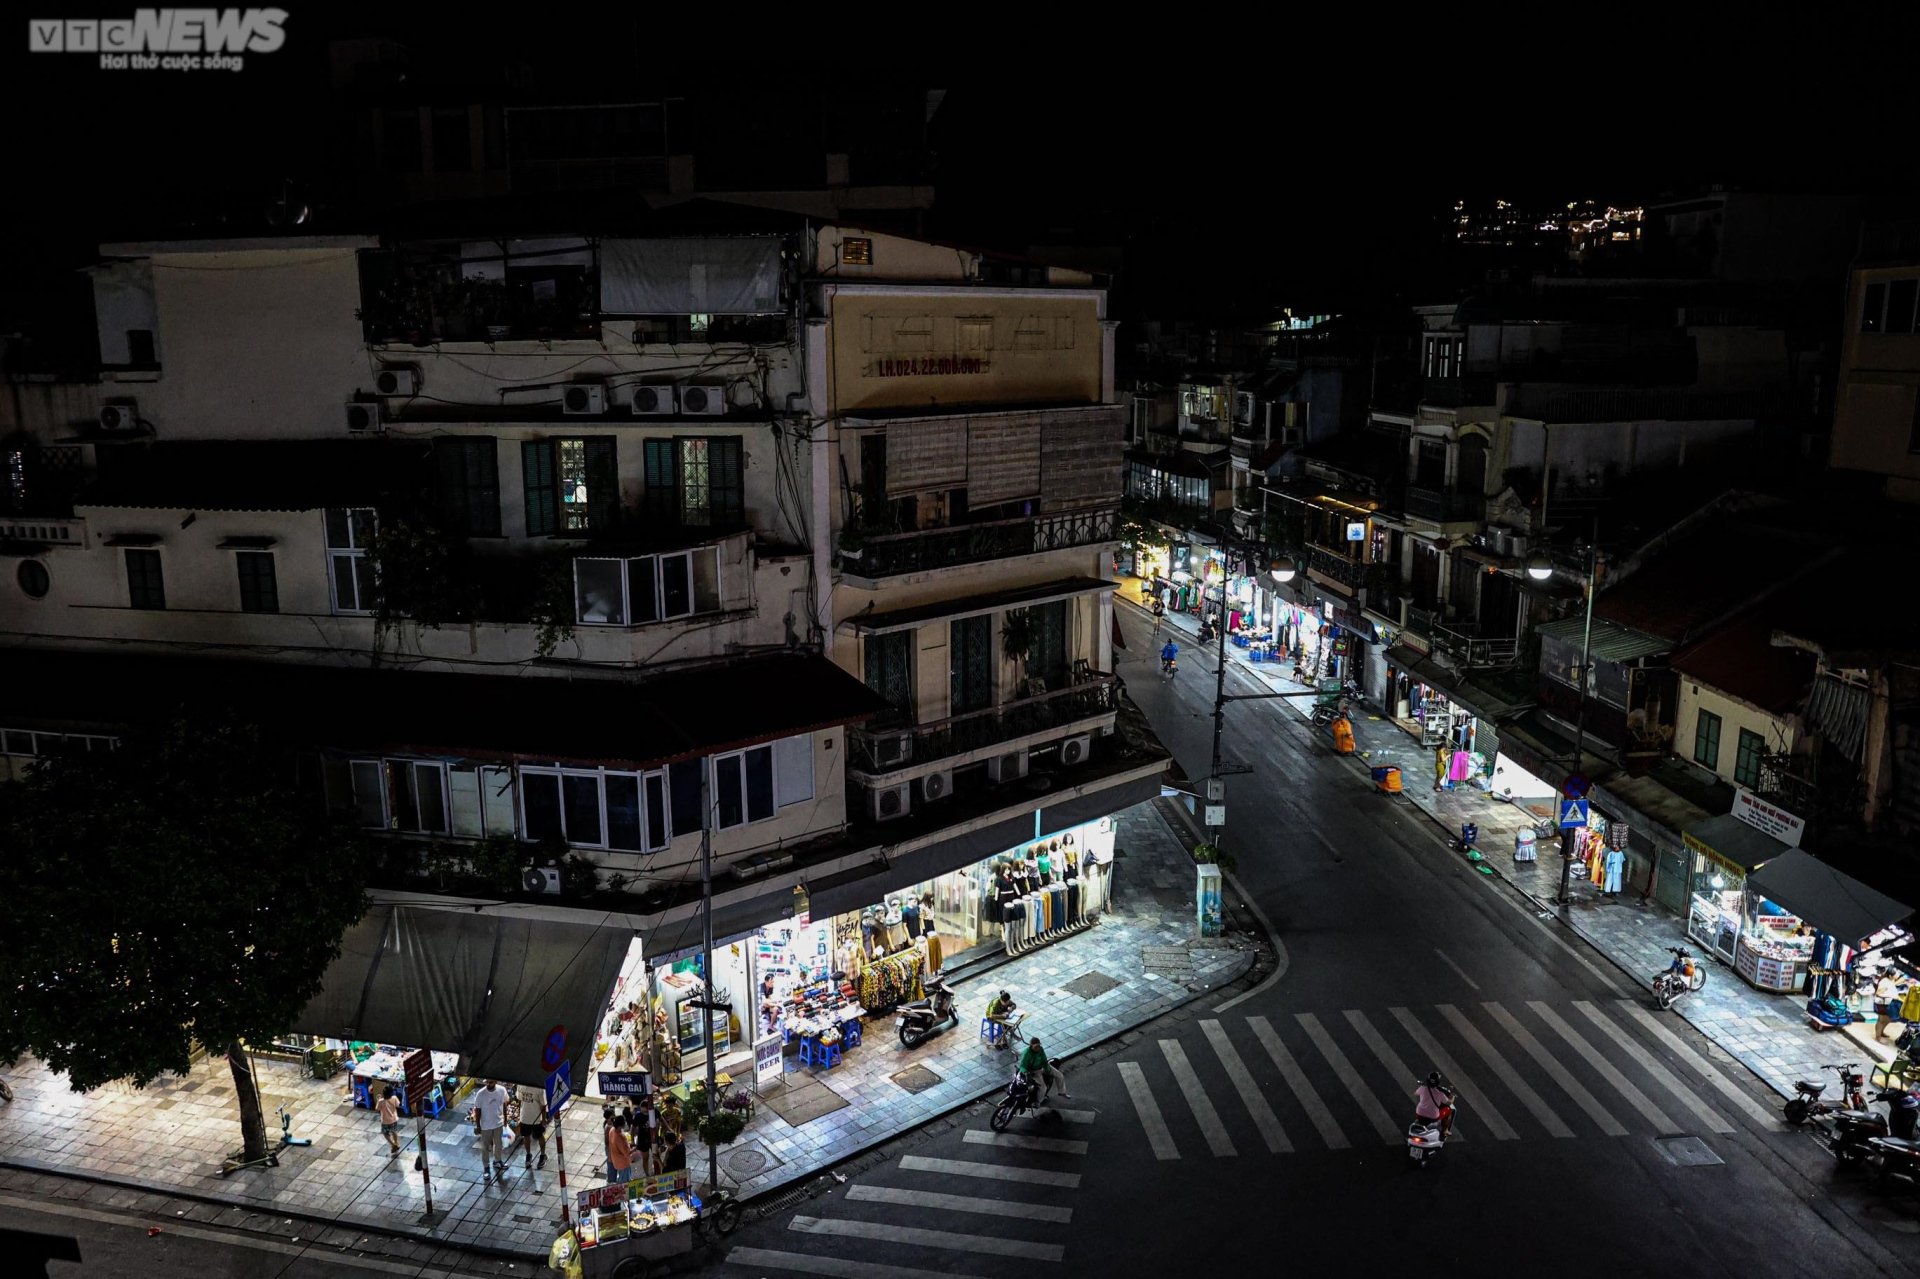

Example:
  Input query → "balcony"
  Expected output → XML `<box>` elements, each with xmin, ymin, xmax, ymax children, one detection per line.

<box><xmin>849</xmin><ymin>673</ymin><xmax>1119</xmax><ymax>775</ymax></box>
<box><xmin>1429</xmin><ymin>622</ymin><xmax>1519</xmax><ymax>669</ymax></box>
<box><xmin>850</xmin><ymin>506</ymin><xmax>1118</xmax><ymax>579</ymax></box>
<box><xmin>1403</xmin><ymin>486</ymin><xmax>1485</xmax><ymax>524</ymax></box>
<box><xmin>1363</xmin><ymin>586</ymin><xmax>1404</xmax><ymax>626</ymax></box>
<box><xmin>0</xmin><ymin>515</ymin><xmax>87</xmax><ymax>551</ymax></box>
<box><xmin>1305</xmin><ymin>542</ymin><xmax>1364</xmax><ymax>591</ymax></box>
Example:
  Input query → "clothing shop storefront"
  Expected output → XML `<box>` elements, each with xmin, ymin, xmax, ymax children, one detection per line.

<box><xmin>584</xmin><ymin>813</ymin><xmax>1127</xmax><ymax>1099</ymax></box>
<box><xmin>1743</xmin><ymin>849</ymin><xmax>1913</xmax><ymax>1014</ymax></box>
<box><xmin>1382</xmin><ymin>645</ymin><xmax>1494</xmax><ymax>799</ymax></box>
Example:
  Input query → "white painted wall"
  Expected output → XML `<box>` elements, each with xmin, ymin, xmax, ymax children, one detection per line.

<box><xmin>1673</xmin><ymin>678</ymin><xmax>1799</xmax><ymax>788</ymax></box>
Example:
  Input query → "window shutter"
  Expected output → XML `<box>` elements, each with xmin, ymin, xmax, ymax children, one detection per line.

<box><xmin>643</xmin><ymin>439</ymin><xmax>676</xmax><ymax>523</ymax></box>
<box><xmin>585</xmin><ymin>437</ymin><xmax>618</xmax><ymax>530</ymax></box>
<box><xmin>711</xmin><ymin>437</ymin><xmax>744</xmax><ymax>526</ymax></box>
<box><xmin>436</xmin><ymin>438</ymin><xmax>470</xmax><ymax>533</ymax></box>
<box><xmin>523</xmin><ymin>441</ymin><xmax>556</xmax><ymax>536</ymax></box>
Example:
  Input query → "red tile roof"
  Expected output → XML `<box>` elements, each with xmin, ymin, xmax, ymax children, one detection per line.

<box><xmin>1670</xmin><ymin>609</ymin><xmax>1817</xmax><ymax>715</ymax></box>
<box><xmin>1593</xmin><ymin>516</ymin><xmax>1839</xmax><ymax>645</ymax></box>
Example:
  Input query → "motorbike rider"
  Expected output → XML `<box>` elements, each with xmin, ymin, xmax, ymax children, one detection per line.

<box><xmin>1018</xmin><ymin>1035</ymin><xmax>1071</xmax><ymax>1103</ymax></box>
<box><xmin>1160</xmin><ymin>640</ymin><xmax>1178</xmax><ymax>672</ymax></box>
<box><xmin>1413</xmin><ymin>1071</ymin><xmax>1455</xmax><ymax>1141</ymax></box>
<box><xmin>984</xmin><ymin>990</ymin><xmax>1024</xmax><ymax>1046</ymax></box>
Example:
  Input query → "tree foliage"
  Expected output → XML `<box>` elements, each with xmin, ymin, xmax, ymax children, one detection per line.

<box><xmin>0</xmin><ymin>715</ymin><xmax>373</xmax><ymax>1157</ymax></box>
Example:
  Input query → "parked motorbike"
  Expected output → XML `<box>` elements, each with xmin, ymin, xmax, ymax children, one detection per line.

<box><xmin>990</xmin><ymin>1069</ymin><xmax>1042</xmax><ymax>1132</ymax></box>
<box><xmin>896</xmin><ymin>975</ymin><xmax>960</xmax><ymax>1048</ymax></box>
<box><xmin>1870</xmin><ymin>1133</ymin><xmax>1920</xmax><ymax>1195</ymax></box>
<box><xmin>1817</xmin><ymin>1086</ymin><xmax>1919</xmax><ymax>1166</ymax></box>
<box><xmin>1785</xmin><ymin>1061</ymin><xmax>1866</xmax><ymax>1126</ymax></box>
<box><xmin>1652</xmin><ymin>947</ymin><xmax>1706</xmax><ymax>1010</ymax></box>
<box><xmin>1310</xmin><ymin>699</ymin><xmax>1347</xmax><ymax>727</ymax></box>
<box><xmin>1197</xmin><ymin>622</ymin><xmax>1216</xmax><ymax>645</ymax></box>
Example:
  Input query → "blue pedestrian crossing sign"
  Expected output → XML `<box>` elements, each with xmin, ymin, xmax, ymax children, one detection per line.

<box><xmin>1559</xmin><ymin>799</ymin><xmax>1590</xmax><ymax>829</ymax></box>
<box><xmin>545</xmin><ymin>1060</ymin><xmax>572</xmax><ymax>1114</ymax></box>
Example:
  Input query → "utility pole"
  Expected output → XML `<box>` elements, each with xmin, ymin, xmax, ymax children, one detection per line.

<box><xmin>1556</xmin><ymin>527</ymin><xmax>1600</xmax><ymax>907</ymax></box>
<box><xmin>1203</xmin><ymin>546</ymin><xmax>1300</xmax><ymax>853</ymax></box>
<box><xmin>698</xmin><ymin>759</ymin><xmax>720</xmax><ymax>1196</ymax></box>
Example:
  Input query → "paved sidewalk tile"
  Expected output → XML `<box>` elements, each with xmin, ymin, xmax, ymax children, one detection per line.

<box><xmin>0</xmin><ymin>798</ymin><xmax>1250</xmax><ymax>1263</ymax></box>
<box><xmin>1120</xmin><ymin>588</ymin><xmax>1892</xmax><ymax>1107</ymax></box>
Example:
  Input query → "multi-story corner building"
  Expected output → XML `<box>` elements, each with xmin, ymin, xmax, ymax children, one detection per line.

<box><xmin>0</xmin><ymin>213</ymin><xmax>1165</xmax><ymax>1088</ymax></box>
<box><xmin>1830</xmin><ymin>226</ymin><xmax>1920</xmax><ymax>504</ymax></box>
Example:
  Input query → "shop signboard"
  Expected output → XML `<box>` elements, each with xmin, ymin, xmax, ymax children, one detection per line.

<box><xmin>1731</xmin><ymin>787</ymin><xmax>1806</xmax><ymax>849</ymax></box>
<box><xmin>598</xmin><ymin>1071</ymin><xmax>649</xmax><ymax>1098</ymax></box>
<box><xmin>753</xmin><ymin>1032</ymin><xmax>784</xmax><ymax>1089</ymax></box>
<box><xmin>401</xmin><ymin>1047</ymin><xmax>436</xmax><ymax>1111</ymax></box>
<box><xmin>1346</xmin><ymin>522</ymin><xmax>1366</xmax><ymax>541</ymax></box>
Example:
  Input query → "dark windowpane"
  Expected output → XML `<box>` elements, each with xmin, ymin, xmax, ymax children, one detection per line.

<box><xmin>351</xmin><ymin>760</ymin><xmax>386</xmax><ymax>828</ymax></box>
<box><xmin>644</xmin><ymin>772</ymin><xmax>668</xmax><ymax>849</ymax></box>
<box><xmin>585</xmin><ymin>437</ymin><xmax>618</xmax><ymax>531</ymax></box>
<box><xmin>483</xmin><ymin>105</ymin><xmax>506</xmax><ymax>169</ymax></box>
<box><xmin>1028</xmin><ymin>600</ymin><xmax>1068</xmax><ymax>688</ymax></box>
<box><xmin>523</xmin><ymin>441</ymin><xmax>557</xmax><ymax>536</ymax></box>
<box><xmin>523</xmin><ymin>773</ymin><xmax>562</xmax><ymax>841</ymax></box>
<box><xmin>661</xmin><ymin>552</ymin><xmax>692</xmax><ymax>617</ymax></box>
<box><xmin>1864</xmin><ymin>281</ymin><xmax>1886</xmax><ymax>333</ymax></box>
<box><xmin>436</xmin><ymin>437</ymin><xmax>501</xmax><ymax>537</ymax></box>
<box><xmin>325</xmin><ymin>508</ymin><xmax>350</xmax><ymax>548</ymax></box>
<box><xmin>383</xmin><ymin>107</ymin><xmax>422</xmax><ymax>172</ymax></box>
<box><xmin>865</xmin><ymin>631</ymin><xmax>913</xmax><ymax>715</ymax></box>
<box><xmin>127</xmin><ymin>329</ymin><xmax>155</xmax><ymax>365</ymax></box>
<box><xmin>353</xmin><ymin>557</ymin><xmax>377</xmax><ymax>613</ymax></box>
<box><xmin>391</xmin><ymin>761</ymin><xmax>419</xmax><ymax>831</ymax></box>
<box><xmin>125</xmin><ymin>549</ymin><xmax>164</xmax><ymax>609</ymax></box>
<box><xmin>432</xmin><ymin>107</ymin><xmax>471</xmax><ymax>173</ymax></box>
<box><xmin>668</xmin><ymin>759</ymin><xmax>702</xmax><ymax>836</ymax></box>
<box><xmin>413</xmin><ymin>764</ymin><xmax>446</xmax><ymax>833</ymax></box>
<box><xmin>629</xmin><ymin>556</ymin><xmax>659</xmax><ymax>623</ymax></box>
<box><xmin>744</xmin><ymin>746</ymin><xmax>774</xmax><ymax>822</ymax></box>
<box><xmin>716</xmin><ymin>755</ymin><xmax>744</xmax><ymax>828</ymax></box>
<box><xmin>236</xmin><ymin>551</ymin><xmax>278</xmax><ymax>613</ymax></box>
<box><xmin>1734</xmin><ymin>729</ymin><xmax>1765</xmax><ymax>789</ymax></box>
<box><xmin>951</xmin><ymin>615</ymin><xmax>991</xmax><ymax>713</ymax></box>
<box><xmin>1890</xmin><ymin>279</ymin><xmax>1918</xmax><ymax>335</ymax></box>
<box><xmin>1694</xmin><ymin>710</ymin><xmax>1721</xmax><ymax>769</ymax></box>
<box><xmin>606</xmin><ymin>773</ymin><xmax>642</xmax><ymax>851</ymax></box>
<box><xmin>563</xmin><ymin>773</ymin><xmax>602</xmax><ymax>844</ymax></box>
<box><xmin>576</xmin><ymin>558</ymin><xmax>626</xmax><ymax>624</ymax></box>
<box><xmin>709</xmin><ymin>437</ymin><xmax>744</xmax><ymax>526</ymax></box>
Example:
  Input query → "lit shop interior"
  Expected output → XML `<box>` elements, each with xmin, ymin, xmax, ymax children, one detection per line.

<box><xmin>589</xmin><ymin>817</ymin><xmax>1118</xmax><ymax>1095</ymax></box>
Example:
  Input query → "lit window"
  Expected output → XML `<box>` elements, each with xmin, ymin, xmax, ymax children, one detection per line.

<box><xmin>325</xmin><ymin>508</ymin><xmax>377</xmax><ymax>614</ymax></box>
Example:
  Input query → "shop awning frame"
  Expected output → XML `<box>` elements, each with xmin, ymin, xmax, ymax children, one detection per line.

<box><xmin>842</xmin><ymin>577</ymin><xmax>1117</xmax><ymax>635</ymax></box>
<box><xmin>1681</xmin><ymin>813</ymin><xmax>1788</xmax><ymax>875</ymax></box>
<box><xmin>1746</xmin><ymin>849</ymin><xmax>1914</xmax><ymax>950</ymax></box>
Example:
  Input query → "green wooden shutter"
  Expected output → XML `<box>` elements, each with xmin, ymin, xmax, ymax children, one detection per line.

<box><xmin>522</xmin><ymin>441</ymin><xmax>555</xmax><ymax>536</ymax></box>
<box><xmin>585</xmin><ymin>436</ymin><xmax>618</xmax><ymax>530</ymax></box>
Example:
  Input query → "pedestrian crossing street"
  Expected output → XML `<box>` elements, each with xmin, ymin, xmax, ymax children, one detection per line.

<box><xmin>717</xmin><ymin>998</ymin><xmax>1775</xmax><ymax>1277</ymax></box>
<box><xmin>1117</xmin><ymin>998</ymin><xmax>1773</xmax><ymax>1161</ymax></box>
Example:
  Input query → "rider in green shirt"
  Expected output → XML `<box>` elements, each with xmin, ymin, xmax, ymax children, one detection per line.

<box><xmin>1018</xmin><ymin>1036</ymin><xmax>1070</xmax><ymax>1102</ymax></box>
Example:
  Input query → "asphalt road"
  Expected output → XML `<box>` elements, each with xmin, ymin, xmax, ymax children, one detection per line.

<box><xmin>710</xmin><ymin>604</ymin><xmax>1920</xmax><ymax>1279</ymax></box>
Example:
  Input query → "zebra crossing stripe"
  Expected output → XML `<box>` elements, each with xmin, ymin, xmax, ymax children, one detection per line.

<box><xmin>1571</xmin><ymin>1001</ymin><xmax>1734</xmax><ymax>1135</ymax></box>
<box><xmin>1248</xmin><ymin>1015</ymin><xmax>1349</xmax><ymax>1150</ymax></box>
<box><xmin>845</xmin><ymin>1185</ymin><xmax>1072</xmax><ymax>1223</ymax></box>
<box><xmin>1388</xmin><ymin>1006</ymin><xmax>1518</xmax><ymax>1140</ymax></box>
<box><xmin>728</xmin><ymin>1245</ymin><xmax>992</xmax><ymax>1279</ymax></box>
<box><xmin>1161</xmin><ymin>1039</ymin><xmax>1238</xmax><ymax>1156</ymax></box>
<box><xmin>1481</xmin><ymin>1002</ymin><xmax>1628</xmax><ymax>1137</ymax></box>
<box><xmin>1344</xmin><ymin>1010</ymin><xmax>1458</xmax><ymax>1141</ymax></box>
<box><xmin>790</xmin><ymin>1215</ymin><xmax>1065</xmax><ymax>1262</ymax></box>
<box><xmin>1618</xmin><ymin>1001</ymin><xmax>1779</xmax><ymax>1129</ymax></box>
<box><xmin>1117</xmin><ymin>1061</ymin><xmax>1180</xmax><ymax>1160</ymax></box>
<box><xmin>899</xmin><ymin>1155</ymin><xmax>1080</xmax><ymax>1188</ymax></box>
<box><xmin>1436</xmin><ymin>1004</ymin><xmax>1575</xmax><ymax>1138</ymax></box>
<box><xmin>962</xmin><ymin>1130</ymin><xmax>1088</xmax><ymax>1155</ymax></box>
<box><xmin>1296</xmin><ymin>1012</ymin><xmax>1399</xmax><ymax>1145</ymax></box>
<box><xmin>1048</xmin><ymin>1108</ymin><xmax>1098</xmax><ymax>1125</ymax></box>
<box><xmin>1528</xmin><ymin>1001</ymin><xmax>1678</xmax><ymax>1133</ymax></box>
<box><xmin>1201</xmin><ymin>1020</ymin><xmax>1293</xmax><ymax>1153</ymax></box>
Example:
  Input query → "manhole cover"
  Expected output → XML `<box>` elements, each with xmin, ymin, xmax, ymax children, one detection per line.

<box><xmin>1060</xmin><ymin>971</ymin><xmax>1123</xmax><ymax>1000</ymax></box>
<box><xmin>1652</xmin><ymin>1136</ymin><xmax>1723</xmax><ymax>1167</ymax></box>
<box><xmin>724</xmin><ymin>1139</ymin><xmax>782</xmax><ymax>1177</ymax></box>
<box><xmin>891</xmin><ymin>1064</ymin><xmax>943</xmax><ymax>1094</ymax></box>
<box><xmin>1142</xmin><ymin>947</ymin><xmax>1195</xmax><ymax>974</ymax></box>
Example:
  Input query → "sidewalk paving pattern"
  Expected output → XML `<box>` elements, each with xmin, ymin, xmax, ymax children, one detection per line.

<box><xmin>1132</xmin><ymin>587</ymin><xmax>1901</xmax><ymax>1106</ymax></box>
<box><xmin>0</xmin><ymin>799</ymin><xmax>1252</xmax><ymax>1263</ymax></box>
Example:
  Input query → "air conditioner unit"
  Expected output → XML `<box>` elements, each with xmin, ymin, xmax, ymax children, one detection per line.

<box><xmin>1058</xmin><ymin>734</ymin><xmax>1092</xmax><ymax>767</ymax></box>
<box><xmin>631</xmin><ymin>384</ymin><xmax>676</xmax><ymax>415</ymax></box>
<box><xmin>987</xmin><ymin>749</ymin><xmax>1029</xmax><ymax>783</ymax></box>
<box><xmin>344</xmin><ymin>401</ymin><xmax>383</xmax><ymax>434</ymax></box>
<box><xmin>522</xmin><ymin>866</ymin><xmax>562</xmax><ymax>895</ymax></box>
<box><xmin>866</xmin><ymin>782</ymin><xmax>912</xmax><ymax>822</ymax></box>
<box><xmin>374</xmin><ymin>366</ymin><xmax>419</xmax><ymax>397</ymax></box>
<box><xmin>916</xmin><ymin>769</ymin><xmax>954</xmax><ymax>803</ymax></box>
<box><xmin>562</xmin><ymin>382</ymin><xmax>607</xmax><ymax>415</ymax></box>
<box><xmin>97</xmin><ymin>400</ymin><xmax>140</xmax><ymax>432</ymax></box>
<box><xmin>676</xmin><ymin>383</ymin><xmax>727</xmax><ymax>416</ymax></box>
<box><xmin>871</xmin><ymin>733</ymin><xmax>913</xmax><ymax>769</ymax></box>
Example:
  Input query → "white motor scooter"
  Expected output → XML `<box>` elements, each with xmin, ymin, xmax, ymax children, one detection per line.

<box><xmin>1407</xmin><ymin>1095</ymin><xmax>1458</xmax><ymax>1168</ymax></box>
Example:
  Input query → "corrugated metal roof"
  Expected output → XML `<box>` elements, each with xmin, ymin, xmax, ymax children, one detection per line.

<box><xmin>1535</xmin><ymin>616</ymin><xmax>1670</xmax><ymax>663</ymax></box>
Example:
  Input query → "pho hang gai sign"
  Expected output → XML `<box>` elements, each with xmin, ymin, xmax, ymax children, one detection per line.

<box><xmin>1731</xmin><ymin>787</ymin><xmax>1806</xmax><ymax>849</ymax></box>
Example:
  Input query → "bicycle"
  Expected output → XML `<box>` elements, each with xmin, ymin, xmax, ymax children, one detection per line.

<box><xmin>694</xmin><ymin>1184</ymin><xmax>743</xmax><ymax>1240</ymax></box>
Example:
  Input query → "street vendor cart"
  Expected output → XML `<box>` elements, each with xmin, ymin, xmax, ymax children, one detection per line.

<box><xmin>548</xmin><ymin>1170</ymin><xmax>739</xmax><ymax>1278</ymax></box>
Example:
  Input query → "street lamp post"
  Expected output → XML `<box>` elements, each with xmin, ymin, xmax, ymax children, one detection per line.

<box><xmin>1206</xmin><ymin>551</ymin><xmax>1297</xmax><ymax>848</ymax></box>
<box><xmin>1528</xmin><ymin>531</ymin><xmax>1601</xmax><ymax>908</ymax></box>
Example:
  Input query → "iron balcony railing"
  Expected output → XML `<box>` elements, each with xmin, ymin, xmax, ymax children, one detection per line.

<box><xmin>849</xmin><ymin>673</ymin><xmax>1118</xmax><ymax>773</ymax></box>
<box><xmin>853</xmin><ymin>505</ymin><xmax>1119</xmax><ymax>578</ymax></box>
<box><xmin>1306</xmin><ymin>542</ymin><xmax>1364</xmax><ymax>590</ymax></box>
<box><xmin>1429</xmin><ymin>622</ymin><xmax>1520</xmax><ymax>668</ymax></box>
<box><xmin>1403</xmin><ymin>486</ymin><xmax>1485</xmax><ymax>523</ymax></box>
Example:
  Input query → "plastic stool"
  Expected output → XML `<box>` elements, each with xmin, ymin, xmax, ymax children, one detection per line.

<box><xmin>352</xmin><ymin>1080</ymin><xmax>373</xmax><ymax>1109</ymax></box>
<box><xmin>817</xmin><ymin>1040</ymin><xmax>843</xmax><ymax>1069</ymax></box>
<box><xmin>798</xmin><ymin>1035</ymin><xmax>820</xmax><ymax>1068</ymax></box>
<box><xmin>422</xmin><ymin>1084</ymin><xmax>447</xmax><ymax>1118</ymax></box>
<box><xmin>980</xmin><ymin>1019</ymin><xmax>1005</xmax><ymax>1047</ymax></box>
<box><xmin>840</xmin><ymin>1019</ymin><xmax>863</xmax><ymax>1048</ymax></box>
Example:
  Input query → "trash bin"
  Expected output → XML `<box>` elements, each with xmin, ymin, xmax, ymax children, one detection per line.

<box><xmin>1371</xmin><ymin>765</ymin><xmax>1402</xmax><ymax>795</ymax></box>
<box><xmin>1460</xmin><ymin>822</ymin><xmax>1479</xmax><ymax>849</ymax></box>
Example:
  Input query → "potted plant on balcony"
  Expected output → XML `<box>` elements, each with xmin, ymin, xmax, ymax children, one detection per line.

<box><xmin>837</xmin><ymin>525</ymin><xmax>866</xmax><ymax>563</ymax></box>
<box><xmin>1001</xmin><ymin>608</ymin><xmax>1047</xmax><ymax>696</ymax></box>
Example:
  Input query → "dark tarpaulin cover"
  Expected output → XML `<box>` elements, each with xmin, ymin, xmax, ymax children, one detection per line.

<box><xmin>294</xmin><ymin>905</ymin><xmax>634</xmax><ymax>1087</ymax></box>
<box><xmin>1747</xmin><ymin>849</ymin><xmax>1913</xmax><ymax>950</ymax></box>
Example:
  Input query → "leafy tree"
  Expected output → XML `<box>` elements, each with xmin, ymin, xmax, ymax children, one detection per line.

<box><xmin>0</xmin><ymin>715</ymin><xmax>372</xmax><ymax>1163</ymax></box>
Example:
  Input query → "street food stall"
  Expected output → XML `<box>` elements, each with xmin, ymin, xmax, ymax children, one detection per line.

<box><xmin>1744</xmin><ymin>848</ymin><xmax>1914</xmax><ymax>1009</ymax></box>
<box><xmin>549</xmin><ymin>1170</ymin><xmax>704</xmax><ymax>1278</ymax></box>
<box><xmin>1682</xmin><ymin>812</ymin><xmax>1792</xmax><ymax>971</ymax></box>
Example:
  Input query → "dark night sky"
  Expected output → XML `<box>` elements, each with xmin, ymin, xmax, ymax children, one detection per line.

<box><xmin>0</xmin><ymin>15</ymin><xmax>1908</xmax><ymax>315</ymax></box>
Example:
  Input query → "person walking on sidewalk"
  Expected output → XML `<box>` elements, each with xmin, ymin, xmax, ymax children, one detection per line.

<box><xmin>634</xmin><ymin>1093</ymin><xmax>659</xmax><ymax>1174</ymax></box>
<box><xmin>1151</xmin><ymin>599</ymin><xmax>1166</xmax><ymax>634</ymax></box>
<box><xmin>472</xmin><ymin>1078</ymin><xmax>509</xmax><ymax>1184</ymax></box>
<box><xmin>375</xmin><ymin>1085</ymin><xmax>402</xmax><ymax>1157</ymax></box>
<box><xmin>513</xmin><ymin>1082</ymin><xmax>550</xmax><ymax>1169</ymax></box>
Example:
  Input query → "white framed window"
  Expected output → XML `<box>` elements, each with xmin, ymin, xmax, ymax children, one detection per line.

<box><xmin>329</xmin><ymin>758</ymin><xmax>449</xmax><ymax>833</ymax></box>
<box><xmin>712</xmin><ymin>733</ymin><xmax>815</xmax><ymax>830</ymax></box>
<box><xmin>325</xmin><ymin>507</ymin><xmax>378</xmax><ymax>614</ymax></box>
<box><xmin>574</xmin><ymin>548</ymin><xmax>722</xmax><ymax>626</ymax></box>
<box><xmin>773</xmin><ymin>734</ymin><xmax>814</xmax><ymax>808</ymax></box>
<box><xmin>520</xmin><ymin>764</ymin><xmax>671</xmax><ymax>852</ymax></box>
<box><xmin>448</xmin><ymin>764</ymin><xmax>516</xmax><ymax>837</ymax></box>
<box><xmin>1</xmin><ymin>729</ymin><xmax>117</xmax><ymax>757</ymax></box>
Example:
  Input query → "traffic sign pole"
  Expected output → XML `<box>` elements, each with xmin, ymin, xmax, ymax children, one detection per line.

<box><xmin>553</xmin><ymin>1099</ymin><xmax>570</xmax><ymax>1227</ymax></box>
<box><xmin>417</xmin><ymin>1115</ymin><xmax>433</xmax><ymax>1217</ymax></box>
